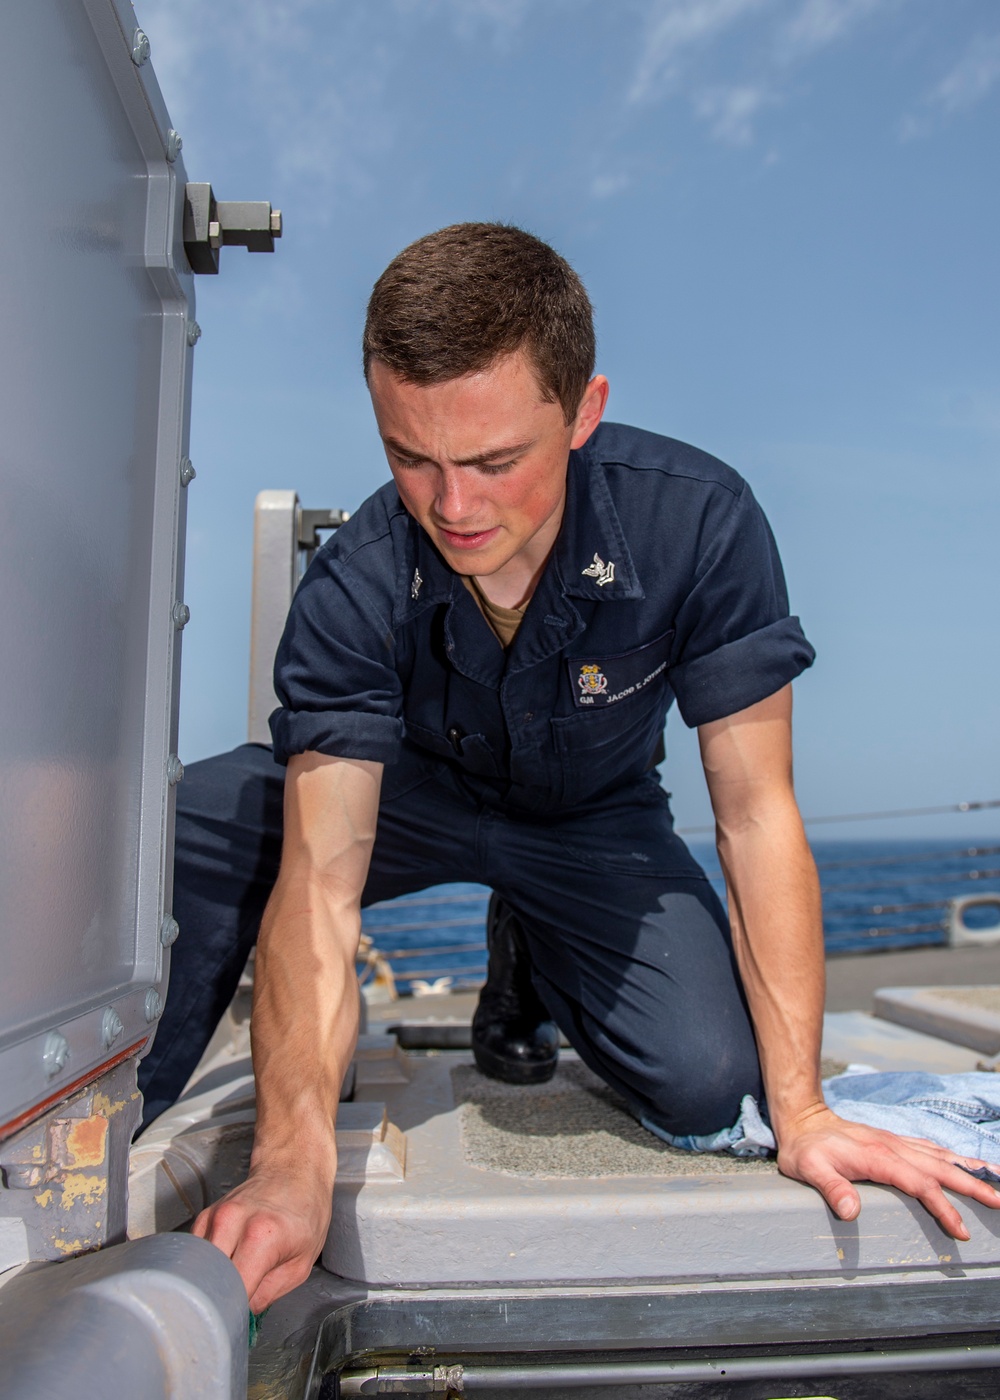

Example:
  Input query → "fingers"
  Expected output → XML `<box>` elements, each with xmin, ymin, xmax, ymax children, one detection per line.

<box><xmin>779</xmin><ymin>1114</ymin><xmax>1000</xmax><ymax>1242</ymax></box>
<box><xmin>189</xmin><ymin>1190</ymin><xmax>324</xmax><ymax>1306</ymax></box>
<box><xmin>803</xmin><ymin>1161</ymin><xmax>861</xmax><ymax>1221</ymax></box>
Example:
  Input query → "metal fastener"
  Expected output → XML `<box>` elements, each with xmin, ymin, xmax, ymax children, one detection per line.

<box><xmin>270</xmin><ymin>209</ymin><xmax>283</xmax><ymax>236</ymax></box>
<box><xmin>186</xmin><ymin>320</ymin><xmax>202</xmax><ymax>347</ymax></box>
<box><xmin>101</xmin><ymin>1007</ymin><xmax>124</xmax><ymax>1049</ymax></box>
<box><xmin>160</xmin><ymin>915</ymin><xmax>180</xmax><ymax>948</ymax></box>
<box><xmin>131</xmin><ymin>28</ymin><xmax>150</xmax><ymax>66</ymax></box>
<box><xmin>172</xmin><ymin>600</ymin><xmax>190</xmax><ymax>630</ymax></box>
<box><xmin>208</xmin><ymin>219</ymin><xmax>222</xmax><ymax>249</ymax></box>
<box><xmin>43</xmin><ymin>1031</ymin><xmax>70</xmax><ymax>1077</ymax></box>
<box><xmin>144</xmin><ymin>989</ymin><xmax>163</xmax><ymax>1023</ymax></box>
<box><xmin>165</xmin><ymin>129</ymin><xmax>183</xmax><ymax>163</ymax></box>
<box><xmin>179</xmin><ymin>457</ymin><xmax>197</xmax><ymax>487</ymax></box>
<box><xmin>166</xmin><ymin>754</ymin><xmax>185</xmax><ymax>786</ymax></box>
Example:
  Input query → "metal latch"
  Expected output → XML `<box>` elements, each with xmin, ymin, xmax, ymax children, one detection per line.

<box><xmin>183</xmin><ymin>183</ymin><xmax>282</xmax><ymax>274</ymax></box>
<box><xmin>337</xmin><ymin>1364</ymin><xmax>464</xmax><ymax>1395</ymax></box>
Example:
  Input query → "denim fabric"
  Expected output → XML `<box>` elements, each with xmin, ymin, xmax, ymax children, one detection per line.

<box><xmin>644</xmin><ymin>1070</ymin><xmax>1000</xmax><ymax>1162</ymax></box>
<box><xmin>824</xmin><ymin>1070</ymin><xmax>1000</xmax><ymax>1162</ymax></box>
<box><xmin>643</xmin><ymin>1094</ymin><xmax>775</xmax><ymax>1157</ymax></box>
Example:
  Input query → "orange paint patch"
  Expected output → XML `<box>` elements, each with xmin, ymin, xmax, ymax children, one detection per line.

<box><xmin>66</xmin><ymin>1115</ymin><xmax>107</xmax><ymax>1168</ymax></box>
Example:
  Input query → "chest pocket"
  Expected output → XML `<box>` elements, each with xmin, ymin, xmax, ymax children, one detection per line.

<box><xmin>550</xmin><ymin>629</ymin><xmax>674</xmax><ymax>806</ymax></box>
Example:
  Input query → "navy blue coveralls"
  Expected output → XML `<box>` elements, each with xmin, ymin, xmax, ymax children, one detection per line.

<box><xmin>139</xmin><ymin>423</ymin><xmax>815</xmax><ymax>1132</ymax></box>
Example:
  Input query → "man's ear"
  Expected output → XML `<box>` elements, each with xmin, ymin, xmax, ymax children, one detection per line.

<box><xmin>570</xmin><ymin>375</ymin><xmax>610</xmax><ymax>450</ymax></box>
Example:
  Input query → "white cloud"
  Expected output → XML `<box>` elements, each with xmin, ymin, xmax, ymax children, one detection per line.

<box><xmin>629</xmin><ymin>0</ymin><xmax>773</xmax><ymax>104</ymax></box>
<box><xmin>776</xmin><ymin>0</ymin><xmax>891</xmax><ymax>65</ymax></box>
<box><xmin>695</xmin><ymin>83</ymin><xmax>773</xmax><ymax>143</ymax></box>
<box><xmin>900</xmin><ymin>30</ymin><xmax>1000</xmax><ymax>140</ymax></box>
<box><xmin>931</xmin><ymin>31</ymin><xmax>1000</xmax><ymax>115</ymax></box>
<box><xmin>625</xmin><ymin>0</ymin><xmax>903</xmax><ymax>147</ymax></box>
<box><xmin>590</xmin><ymin>171</ymin><xmax>632</xmax><ymax>199</ymax></box>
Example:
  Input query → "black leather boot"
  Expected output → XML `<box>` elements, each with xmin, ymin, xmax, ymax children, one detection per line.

<box><xmin>472</xmin><ymin>893</ymin><xmax>560</xmax><ymax>1084</ymax></box>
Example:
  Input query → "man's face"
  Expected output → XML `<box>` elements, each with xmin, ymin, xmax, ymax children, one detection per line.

<box><xmin>368</xmin><ymin>350</ymin><xmax>608</xmax><ymax>588</ymax></box>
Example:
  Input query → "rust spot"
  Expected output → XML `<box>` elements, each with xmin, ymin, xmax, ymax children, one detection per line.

<box><xmin>66</xmin><ymin>1115</ymin><xmax>107</xmax><ymax>1168</ymax></box>
<box><xmin>33</xmin><ymin>1189</ymin><xmax>54</xmax><ymax>1208</ymax></box>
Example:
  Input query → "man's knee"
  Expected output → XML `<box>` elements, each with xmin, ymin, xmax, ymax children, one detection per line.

<box><xmin>632</xmin><ymin>1030</ymin><xmax>762</xmax><ymax>1138</ymax></box>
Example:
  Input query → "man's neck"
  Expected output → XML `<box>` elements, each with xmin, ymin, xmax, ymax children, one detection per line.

<box><xmin>470</xmin><ymin>563</ymin><xmax>541</xmax><ymax>610</ymax></box>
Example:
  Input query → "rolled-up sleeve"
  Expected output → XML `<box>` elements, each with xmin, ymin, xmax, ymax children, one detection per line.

<box><xmin>668</xmin><ymin>482</ymin><xmax>815</xmax><ymax>727</ymax></box>
<box><xmin>269</xmin><ymin>550</ymin><xmax>404</xmax><ymax>766</ymax></box>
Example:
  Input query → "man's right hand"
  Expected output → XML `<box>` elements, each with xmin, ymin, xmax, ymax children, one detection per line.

<box><xmin>191</xmin><ymin>1159</ymin><xmax>335</xmax><ymax>1312</ymax></box>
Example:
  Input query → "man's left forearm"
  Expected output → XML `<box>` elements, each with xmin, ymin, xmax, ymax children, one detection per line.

<box><xmin>713</xmin><ymin>789</ymin><xmax>826</xmax><ymax>1140</ymax></box>
<box><xmin>699</xmin><ymin>686</ymin><xmax>1000</xmax><ymax>1235</ymax></box>
<box><xmin>698</xmin><ymin>685</ymin><xmax>828</xmax><ymax>1139</ymax></box>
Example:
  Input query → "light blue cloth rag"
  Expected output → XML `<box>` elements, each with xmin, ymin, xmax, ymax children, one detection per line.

<box><xmin>642</xmin><ymin>1070</ymin><xmax>1000</xmax><ymax>1163</ymax></box>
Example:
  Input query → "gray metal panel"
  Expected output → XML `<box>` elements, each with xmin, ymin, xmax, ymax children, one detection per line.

<box><xmin>248</xmin><ymin>490</ymin><xmax>300</xmax><ymax>744</ymax></box>
<box><xmin>0</xmin><ymin>1234</ymin><xmax>248</xmax><ymax>1400</ymax></box>
<box><xmin>0</xmin><ymin>1</ymin><xmax>194</xmax><ymax>1126</ymax></box>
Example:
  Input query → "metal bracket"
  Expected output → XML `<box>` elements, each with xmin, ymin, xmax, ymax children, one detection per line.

<box><xmin>183</xmin><ymin>183</ymin><xmax>282</xmax><ymax>275</ymax></box>
<box><xmin>298</xmin><ymin>508</ymin><xmax>351</xmax><ymax>564</ymax></box>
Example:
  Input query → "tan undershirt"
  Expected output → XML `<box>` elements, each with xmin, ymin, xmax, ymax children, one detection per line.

<box><xmin>462</xmin><ymin>575</ymin><xmax>526</xmax><ymax>649</ymax></box>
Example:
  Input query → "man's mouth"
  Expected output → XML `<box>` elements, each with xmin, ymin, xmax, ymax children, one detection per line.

<box><xmin>437</xmin><ymin>525</ymin><xmax>500</xmax><ymax>551</ymax></box>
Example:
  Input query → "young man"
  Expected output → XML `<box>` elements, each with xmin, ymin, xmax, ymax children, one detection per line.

<box><xmin>142</xmin><ymin>223</ymin><xmax>1000</xmax><ymax>1310</ymax></box>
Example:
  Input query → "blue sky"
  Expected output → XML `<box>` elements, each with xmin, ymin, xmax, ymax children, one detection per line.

<box><xmin>138</xmin><ymin>0</ymin><xmax>999</xmax><ymax>839</ymax></box>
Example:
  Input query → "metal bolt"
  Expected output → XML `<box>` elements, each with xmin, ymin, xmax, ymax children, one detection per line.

<box><xmin>166</xmin><ymin>754</ymin><xmax>185</xmax><ymax>786</ymax></box>
<box><xmin>101</xmin><ymin>1007</ymin><xmax>124</xmax><ymax>1049</ymax></box>
<box><xmin>160</xmin><ymin>914</ymin><xmax>180</xmax><ymax>948</ymax></box>
<box><xmin>131</xmin><ymin>28</ymin><xmax>150</xmax><ymax>66</ymax></box>
<box><xmin>186</xmin><ymin>321</ymin><xmax>202</xmax><ymax>347</ymax></box>
<box><xmin>208</xmin><ymin>219</ymin><xmax>222</xmax><ymax>249</ymax></box>
<box><xmin>270</xmin><ymin>209</ymin><xmax>283</xmax><ymax>236</ymax></box>
<box><xmin>179</xmin><ymin>457</ymin><xmax>197</xmax><ymax>487</ymax></box>
<box><xmin>43</xmin><ymin>1031</ymin><xmax>70</xmax><ymax>1077</ymax></box>
<box><xmin>144</xmin><ymin>989</ymin><xmax>163</xmax><ymax>1023</ymax></box>
<box><xmin>165</xmin><ymin>129</ymin><xmax>183</xmax><ymax>163</ymax></box>
<box><xmin>172</xmin><ymin>600</ymin><xmax>190</xmax><ymax>630</ymax></box>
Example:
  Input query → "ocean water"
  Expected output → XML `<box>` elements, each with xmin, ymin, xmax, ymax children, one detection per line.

<box><xmin>359</xmin><ymin>838</ymin><xmax>1000</xmax><ymax>993</ymax></box>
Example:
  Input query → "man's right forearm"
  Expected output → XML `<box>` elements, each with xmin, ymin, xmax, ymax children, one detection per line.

<box><xmin>191</xmin><ymin>753</ymin><xmax>383</xmax><ymax>1310</ymax></box>
<box><xmin>248</xmin><ymin>752</ymin><xmax>383</xmax><ymax>1180</ymax></box>
<box><xmin>248</xmin><ymin>869</ymin><xmax>362</xmax><ymax>1187</ymax></box>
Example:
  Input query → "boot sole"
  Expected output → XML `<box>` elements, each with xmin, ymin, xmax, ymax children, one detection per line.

<box><xmin>472</xmin><ymin>1040</ymin><xmax>559</xmax><ymax>1086</ymax></box>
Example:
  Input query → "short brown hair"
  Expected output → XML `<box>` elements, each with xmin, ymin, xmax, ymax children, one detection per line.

<box><xmin>363</xmin><ymin>223</ymin><xmax>595</xmax><ymax>423</ymax></box>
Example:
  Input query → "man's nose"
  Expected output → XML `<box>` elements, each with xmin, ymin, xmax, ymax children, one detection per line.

<box><xmin>435</xmin><ymin>468</ymin><xmax>478</xmax><ymax>523</ymax></box>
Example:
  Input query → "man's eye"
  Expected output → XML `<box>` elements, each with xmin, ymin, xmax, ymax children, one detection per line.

<box><xmin>478</xmin><ymin>460</ymin><xmax>516</xmax><ymax>476</ymax></box>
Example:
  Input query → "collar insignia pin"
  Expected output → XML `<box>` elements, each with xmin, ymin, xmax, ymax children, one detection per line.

<box><xmin>411</xmin><ymin>567</ymin><xmax>423</xmax><ymax>600</ymax></box>
<box><xmin>582</xmin><ymin>552</ymin><xmax>615</xmax><ymax>587</ymax></box>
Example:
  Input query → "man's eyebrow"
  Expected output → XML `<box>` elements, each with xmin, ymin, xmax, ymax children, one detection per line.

<box><xmin>453</xmin><ymin>440</ymin><xmax>534</xmax><ymax>467</ymax></box>
<box><xmin>381</xmin><ymin>436</ymin><xmax>534</xmax><ymax>467</ymax></box>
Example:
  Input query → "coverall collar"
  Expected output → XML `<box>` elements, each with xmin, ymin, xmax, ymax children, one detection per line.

<box><xmin>553</xmin><ymin>440</ymin><xmax>643</xmax><ymax>604</ymax></box>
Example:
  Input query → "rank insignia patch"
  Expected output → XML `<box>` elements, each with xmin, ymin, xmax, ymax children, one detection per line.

<box><xmin>581</xmin><ymin>552</ymin><xmax>615</xmax><ymax>587</ymax></box>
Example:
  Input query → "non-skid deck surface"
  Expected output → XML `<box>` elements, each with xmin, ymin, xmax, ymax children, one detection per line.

<box><xmin>452</xmin><ymin>1060</ymin><xmax>779</xmax><ymax>1178</ymax></box>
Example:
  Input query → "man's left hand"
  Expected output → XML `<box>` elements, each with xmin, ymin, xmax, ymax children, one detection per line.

<box><xmin>776</xmin><ymin>1103</ymin><xmax>1000</xmax><ymax>1239</ymax></box>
